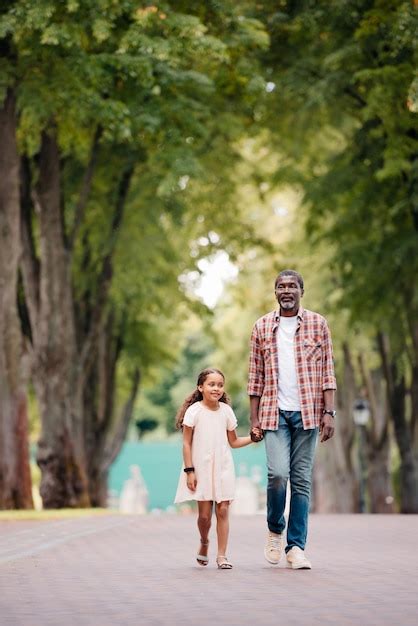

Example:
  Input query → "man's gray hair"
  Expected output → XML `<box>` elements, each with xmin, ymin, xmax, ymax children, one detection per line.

<box><xmin>275</xmin><ymin>269</ymin><xmax>304</xmax><ymax>290</ymax></box>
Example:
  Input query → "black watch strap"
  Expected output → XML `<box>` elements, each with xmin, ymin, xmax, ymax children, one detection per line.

<box><xmin>323</xmin><ymin>409</ymin><xmax>336</xmax><ymax>418</ymax></box>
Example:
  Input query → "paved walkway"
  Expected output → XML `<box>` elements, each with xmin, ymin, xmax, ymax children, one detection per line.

<box><xmin>0</xmin><ymin>513</ymin><xmax>416</xmax><ymax>625</ymax></box>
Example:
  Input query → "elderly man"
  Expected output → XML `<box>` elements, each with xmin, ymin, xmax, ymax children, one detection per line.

<box><xmin>248</xmin><ymin>270</ymin><xmax>336</xmax><ymax>569</ymax></box>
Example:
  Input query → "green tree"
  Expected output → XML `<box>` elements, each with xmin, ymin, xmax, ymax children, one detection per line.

<box><xmin>253</xmin><ymin>0</ymin><xmax>418</xmax><ymax>511</ymax></box>
<box><xmin>0</xmin><ymin>1</ymin><xmax>268</xmax><ymax>507</ymax></box>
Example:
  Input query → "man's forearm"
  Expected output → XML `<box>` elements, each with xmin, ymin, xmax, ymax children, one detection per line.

<box><xmin>323</xmin><ymin>389</ymin><xmax>335</xmax><ymax>411</ymax></box>
<box><xmin>250</xmin><ymin>395</ymin><xmax>261</xmax><ymax>428</ymax></box>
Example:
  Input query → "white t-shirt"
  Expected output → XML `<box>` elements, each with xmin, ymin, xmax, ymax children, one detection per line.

<box><xmin>277</xmin><ymin>315</ymin><xmax>301</xmax><ymax>411</ymax></box>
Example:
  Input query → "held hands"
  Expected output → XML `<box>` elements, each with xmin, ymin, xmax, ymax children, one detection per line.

<box><xmin>250</xmin><ymin>426</ymin><xmax>264</xmax><ymax>443</ymax></box>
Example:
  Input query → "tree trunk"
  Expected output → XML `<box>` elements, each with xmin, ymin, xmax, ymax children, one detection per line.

<box><xmin>34</xmin><ymin>377</ymin><xmax>89</xmax><ymax>508</ymax></box>
<box><xmin>76</xmin><ymin>169</ymin><xmax>134</xmax><ymax>507</ymax></box>
<box><xmin>102</xmin><ymin>367</ymin><xmax>140</xmax><ymax>502</ymax></box>
<box><xmin>22</xmin><ymin>128</ymin><xmax>90</xmax><ymax>508</ymax></box>
<box><xmin>313</xmin><ymin>427</ymin><xmax>359</xmax><ymax>513</ymax></box>
<box><xmin>358</xmin><ymin>355</ymin><xmax>394</xmax><ymax>513</ymax></box>
<box><xmin>83</xmin><ymin>312</ymin><xmax>119</xmax><ymax>506</ymax></box>
<box><xmin>86</xmin><ymin>367</ymin><xmax>140</xmax><ymax>507</ymax></box>
<box><xmin>0</xmin><ymin>89</ymin><xmax>33</xmax><ymax>509</ymax></box>
<box><xmin>84</xmin><ymin>311</ymin><xmax>140</xmax><ymax>507</ymax></box>
<box><xmin>312</xmin><ymin>342</ymin><xmax>358</xmax><ymax>512</ymax></box>
<box><xmin>378</xmin><ymin>332</ymin><xmax>418</xmax><ymax>513</ymax></box>
<box><xmin>367</xmin><ymin>441</ymin><xmax>395</xmax><ymax>513</ymax></box>
<box><xmin>20</xmin><ymin>124</ymin><xmax>134</xmax><ymax>508</ymax></box>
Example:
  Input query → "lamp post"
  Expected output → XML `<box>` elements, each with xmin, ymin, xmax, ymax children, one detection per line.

<box><xmin>352</xmin><ymin>399</ymin><xmax>370</xmax><ymax>513</ymax></box>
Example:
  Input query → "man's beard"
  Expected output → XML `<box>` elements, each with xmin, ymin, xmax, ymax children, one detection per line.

<box><xmin>280</xmin><ymin>298</ymin><xmax>296</xmax><ymax>309</ymax></box>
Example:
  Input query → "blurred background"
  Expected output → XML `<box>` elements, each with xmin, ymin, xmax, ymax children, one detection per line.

<box><xmin>1</xmin><ymin>1</ymin><xmax>417</xmax><ymax>515</ymax></box>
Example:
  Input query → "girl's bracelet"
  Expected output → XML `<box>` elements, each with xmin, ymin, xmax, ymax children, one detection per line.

<box><xmin>183</xmin><ymin>466</ymin><xmax>195</xmax><ymax>474</ymax></box>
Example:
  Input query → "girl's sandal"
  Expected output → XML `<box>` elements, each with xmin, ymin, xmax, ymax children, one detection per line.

<box><xmin>216</xmin><ymin>556</ymin><xmax>233</xmax><ymax>570</ymax></box>
<box><xmin>196</xmin><ymin>539</ymin><xmax>209</xmax><ymax>566</ymax></box>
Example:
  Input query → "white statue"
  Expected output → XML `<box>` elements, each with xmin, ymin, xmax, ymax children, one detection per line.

<box><xmin>119</xmin><ymin>465</ymin><xmax>149</xmax><ymax>514</ymax></box>
<box><xmin>231</xmin><ymin>475</ymin><xmax>259</xmax><ymax>515</ymax></box>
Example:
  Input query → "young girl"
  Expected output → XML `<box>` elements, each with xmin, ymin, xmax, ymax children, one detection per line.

<box><xmin>174</xmin><ymin>367</ymin><xmax>254</xmax><ymax>569</ymax></box>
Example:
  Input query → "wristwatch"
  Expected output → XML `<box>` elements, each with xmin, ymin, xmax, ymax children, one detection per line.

<box><xmin>323</xmin><ymin>409</ymin><xmax>336</xmax><ymax>418</ymax></box>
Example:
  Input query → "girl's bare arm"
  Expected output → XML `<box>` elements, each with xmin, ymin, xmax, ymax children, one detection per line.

<box><xmin>227</xmin><ymin>429</ymin><xmax>252</xmax><ymax>448</ymax></box>
<box><xmin>182</xmin><ymin>425</ymin><xmax>197</xmax><ymax>491</ymax></box>
<box><xmin>182</xmin><ymin>425</ymin><xmax>194</xmax><ymax>466</ymax></box>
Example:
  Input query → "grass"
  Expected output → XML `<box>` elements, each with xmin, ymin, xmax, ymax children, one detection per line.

<box><xmin>0</xmin><ymin>508</ymin><xmax>118</xmax><ymax>521</ymax></box>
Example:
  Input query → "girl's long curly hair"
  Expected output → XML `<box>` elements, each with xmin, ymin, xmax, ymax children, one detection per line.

<box><xmin>175</xmin><ymin>367</ymin><xmax>231</xmax><ymax>429</ymax></box>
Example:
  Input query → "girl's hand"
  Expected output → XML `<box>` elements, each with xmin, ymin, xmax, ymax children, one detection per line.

<box><xmin>187</xmin><ymin>472</ymin><xmax>197</xmax><ymax>491</ymax></box>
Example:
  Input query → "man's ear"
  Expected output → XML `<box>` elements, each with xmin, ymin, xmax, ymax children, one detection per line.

<box><xmin>300</xmin><ymin>289</ymin><xmax>304</xmax><ymax>298</ymax></box>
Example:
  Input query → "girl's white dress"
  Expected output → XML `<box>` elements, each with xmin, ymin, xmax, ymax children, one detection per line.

<box><xmin>174</xmin><ymin>401</ymin><xmax>238</xmax><ymax>504</ymax></box>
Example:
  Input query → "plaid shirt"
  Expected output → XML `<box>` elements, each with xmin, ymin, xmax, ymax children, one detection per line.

<box><xmin>247</xmin><ymin>307</ymin><xmax>337</xmax><ymax>430</ymax></box>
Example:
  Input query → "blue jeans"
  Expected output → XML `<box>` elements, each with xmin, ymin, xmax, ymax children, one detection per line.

<box><xmin>265</xmin><ymin>410</ymin><xmax>318</xmax><ymax>551</ymax></box>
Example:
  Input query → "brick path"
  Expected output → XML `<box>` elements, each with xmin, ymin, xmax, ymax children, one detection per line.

<box><xmin>0</xmin><ymin>513</ymin><xmax>416</xmax><ymax>625</ymax></box>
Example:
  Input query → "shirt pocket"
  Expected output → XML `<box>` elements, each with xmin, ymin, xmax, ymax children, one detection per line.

<box><xmin>303</xmin><ymin>338</ymin><xmax>322</xmax><ymax>361</ymax></box>
<box><xmin>263</xmin><ymin>346</ymin><xmax>272</xmax><ymax>361</ymax></box>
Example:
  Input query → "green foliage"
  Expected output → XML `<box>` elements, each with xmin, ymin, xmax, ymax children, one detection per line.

<box><xmin>137</xmin><ymin>326</ymin><xmax>216</xmax><ymax>433</ymax></box>
<box><xmin>2</xmin><ymin>0</ymin><xmax>268</xmax><ymax>154</ymax></box>
<box><xmin>0</xmin><ymin>0</ymin><xmax>277</xmax><ymax>467</ymax></box>
<box><xmin>248</xmin><ymin>0</ymin><xmax>418</xmax><ymax>345</ymax></box>
<box><xmin>135</xmin><ymin>417</ymin><xmax>158</xmax><ymax>439</ymax></box>
<box><xmin>1</xmin><ymin>0</ymin><xmax>271</xmax><ymax>374</ymax></box>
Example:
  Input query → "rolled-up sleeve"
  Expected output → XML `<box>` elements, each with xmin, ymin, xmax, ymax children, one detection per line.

<box><xmin>322</xmin><ymin>320</ymin><xmax>337</xmax><ymax>390</ymax></box>
<box><xmin>247</xmin><ymin>323</ymin><xmax>265</xmax><ymax>396</ymax></box>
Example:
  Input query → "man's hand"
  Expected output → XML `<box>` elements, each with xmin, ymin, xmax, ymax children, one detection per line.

<box><xmin>250</xmin><ymin>426</ymin><xmax>264</xmax><ymax>442</ymax></box>
<box><xmin>319</xmin><ymin>413</ymin><xmax>335</xmax><ymax>442</ymax></box>
<box><xmin>187</xmin><ymin>472</ymin><xmax>197</xmax><ymax>491</ymax></box>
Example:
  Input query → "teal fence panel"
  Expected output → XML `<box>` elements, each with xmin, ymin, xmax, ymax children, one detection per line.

<box><xmin>109</xmin><ymin>439</ymin><xmax>267</xmax><ymax>511</ymax></box>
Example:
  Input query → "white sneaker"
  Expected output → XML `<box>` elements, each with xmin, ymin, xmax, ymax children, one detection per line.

<box><xmin>286</xmin><ymin>546</ymin><xmax>312</xmax><ymax>569</ymax></box>
<box><xmin>264</xmin><ymin>531</ymin><xmax>284</xmax><ymax>564</ymax></box>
